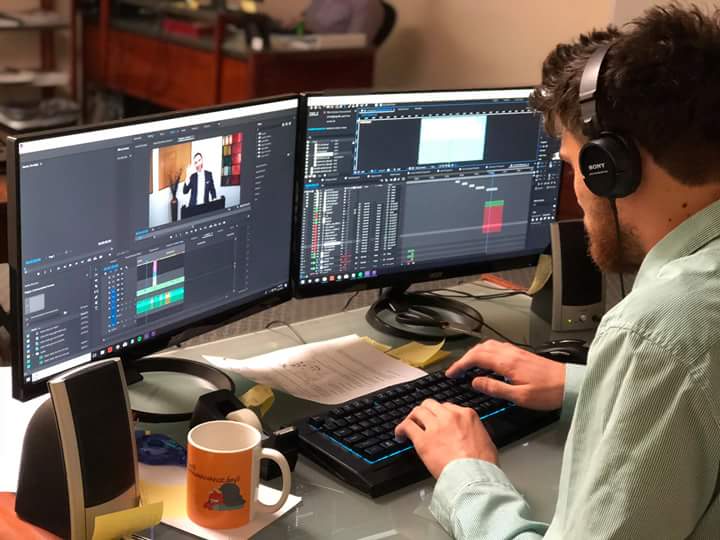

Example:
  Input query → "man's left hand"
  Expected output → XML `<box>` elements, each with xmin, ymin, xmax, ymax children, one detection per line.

<box><xmin>394</xmin><ymin>399</ymin><xmax>498</xmax><ymax>479</ymax></box>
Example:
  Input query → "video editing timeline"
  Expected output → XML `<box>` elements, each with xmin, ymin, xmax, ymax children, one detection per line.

<box><xmin>298</xmin><ymin>91</ymin><xmax>562</xmax><ymax>286</ymax></box>
<box><xmin>136</xmin><ymin>247</ymin><xmax>186</xmax><ymax>318</ymax></box>
<box><xmin>17</xmin><ymin>99</ymin><xmax>297</xmax><ymax>383</ymax></box>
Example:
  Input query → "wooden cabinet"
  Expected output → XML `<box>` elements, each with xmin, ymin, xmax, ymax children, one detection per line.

<box><xmin>83</xmin><ymin>2</ymin><xmax>375</xmax><ymax>110</ymax></box>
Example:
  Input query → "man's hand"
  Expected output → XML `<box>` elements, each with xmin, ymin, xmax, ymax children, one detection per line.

<box><xmin>446</xmin><ymin>340</ymin><xmax>566</xmax><ymax>411</ymax></box>
<box><xmin>395</xmin><ymin>399</ymin><xmax>497</xmax><ymax>479</ymax></box>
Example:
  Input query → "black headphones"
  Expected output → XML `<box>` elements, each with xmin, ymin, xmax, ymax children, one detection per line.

<box><xmin>578</xmin><ymin>43</ymin><xmax>641</xmax><ymax>199</ymax></box>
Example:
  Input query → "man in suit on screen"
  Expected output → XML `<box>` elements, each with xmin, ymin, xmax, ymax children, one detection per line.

<box><xmin>183</xmin><ymin>152</ymin><xmax>217</xmax><ymax>206</ymax></box>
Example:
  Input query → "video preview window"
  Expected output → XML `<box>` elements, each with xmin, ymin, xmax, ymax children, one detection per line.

<box><xmin>148</xmin><ymin>133</ymin><xmax>243</xmax><ymax>228</ymax></box>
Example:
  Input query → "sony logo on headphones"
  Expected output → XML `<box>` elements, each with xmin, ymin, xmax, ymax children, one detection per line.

<box><xmin>588</xmin><ymin>163</ymin><xmax>606</xmax><ymax>171</ymax></box>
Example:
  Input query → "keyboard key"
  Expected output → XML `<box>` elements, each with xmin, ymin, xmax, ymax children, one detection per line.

<box><xmin>345</xmin><ymin>433</ymin><xmax>364</xmax><ymax>445</ymax></box>
<box><xmin>309</xmin><ymin>415</ymin><xmax>325</xmax><ymax>428</ymax></box>
<box><xmin>333</xmin><ymin>428</ymin><xmax>351</xmax><ymax>438</ymax></box>
<box><xmin>363</xmin><ymin>445</ymin><xmax>383</xmax><ymax>457</ymax></box>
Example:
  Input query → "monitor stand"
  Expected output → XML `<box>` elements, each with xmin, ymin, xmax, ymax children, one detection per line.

<box><xmin>123</xmin><ymin>356</ymin><xmax>236</xmax><ymax>423</ymax></box>
<box><xmin>365</xmin><ymin>284</ymin><xmax>484</xmax><ymax>341</ymax></box>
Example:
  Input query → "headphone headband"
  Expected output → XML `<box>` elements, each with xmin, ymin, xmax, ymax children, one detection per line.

<box><xmin>579</xmin><ymin>44</ymin><xmax>611</xmax><ymax>138</ymax></box>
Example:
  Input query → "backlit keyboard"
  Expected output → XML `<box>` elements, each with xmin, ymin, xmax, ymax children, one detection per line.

<box><xmin>296</xmin><ymin>367</ymin><xmax>559</xmax><ymax>497</ymax></box>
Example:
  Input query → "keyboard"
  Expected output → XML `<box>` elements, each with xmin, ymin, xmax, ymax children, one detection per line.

<box><xmin>296</xmin><ymin>367</ymin><xmax>559</xmax><ymax>497</ymax></box>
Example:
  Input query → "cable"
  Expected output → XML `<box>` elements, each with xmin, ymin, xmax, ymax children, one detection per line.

<box><xmin>419</xmin><ymin>288</ymin><xmax>527</xmax><ymax>300</ymax></box>
<box><xmin>265</xmin><ymin>320</ymin><xmax>306</xmax><ymax>344</ymax></box>
<box><xmin>341</xmin><ymin>291</ymin><xmax>360</xmax><ymax>312</ymax></box>
<box><xmin>481</xmin><ymin>321</ymin><xmax>535</xmax><ymax>350</ymax></box>
<box><xmin>609</xmin><ymin>198</ymin><xmax>627</xmax><ymax>298</ymax></box>
<box><xmin>432</xmin><ymin>297</ymin><xmax>534</xmax><ymax>350</ymax></box>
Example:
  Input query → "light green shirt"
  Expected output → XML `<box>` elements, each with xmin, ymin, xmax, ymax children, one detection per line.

<box><xmin>431</xmin><ymin>199</ymin><xmax>720</xmax><ymax>539</ymax></box>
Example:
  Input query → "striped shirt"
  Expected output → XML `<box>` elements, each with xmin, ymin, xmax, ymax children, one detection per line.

<box><xmin>431</xmin><ymin>199</ymin><xmax>720</xmax><ymax>539</ymax></box>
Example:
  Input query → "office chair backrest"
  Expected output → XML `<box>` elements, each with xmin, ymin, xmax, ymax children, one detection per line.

<box><xmin>374</xmin><ymin>1</ymin><xmax>397</xmax><ymax>46</ymax></box>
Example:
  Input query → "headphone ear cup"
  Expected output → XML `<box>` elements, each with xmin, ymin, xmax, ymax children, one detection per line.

<box><xmin>579</xmin><ymin>133</ymin><xmax>641</xmax><ymax>198</ymax></box>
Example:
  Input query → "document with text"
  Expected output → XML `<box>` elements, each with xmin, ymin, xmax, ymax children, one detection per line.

<box><xmin>204</xmin><ymin>335</ymin><xmax>426</xmax><ymax>405</ymax></box>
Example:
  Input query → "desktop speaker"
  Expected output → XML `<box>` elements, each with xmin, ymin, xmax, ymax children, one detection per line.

<box><xmin>531</xmin><ymin>219</ymin><xmax>605</xmax><ymax>331</ymax></box>
<box><xmin>15</xmin><ymin>358</ymin><xmax>139</xmax><ymax>539</ymax></box>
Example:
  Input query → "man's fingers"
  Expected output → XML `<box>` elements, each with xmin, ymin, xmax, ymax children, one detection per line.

<box><xmin>405</xmin><ymin>404</ymin><xmax>437</xmax><ymax>429</ymax></box>
<box><xmin>395</xmin><ymin>416</ymin><xmax>425</xmax><ymax>442</ymax></box>
<box><xmin>446</xmin><ymin>342</ymin><xmax>507</xmax><ymax>377</ymax></box>
<box><xmin>472</xmin><ymin>376</ymin><xmax>523</xmax><ymax>403</ymax></box>
<box><xmin>418</xmin><ymin>398</ymin><xmax>448</xmax><ymax>417</ymax></box>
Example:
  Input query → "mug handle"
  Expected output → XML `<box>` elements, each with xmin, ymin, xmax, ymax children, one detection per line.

<box><xmin>255</xmin><ymin>448</ymin><xmax>291</xmax><ymax>514</ymax></box>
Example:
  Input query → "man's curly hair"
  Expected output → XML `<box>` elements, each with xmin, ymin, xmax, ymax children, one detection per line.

<box><xmin>529</xmin><ymin>3</ymin><xmax>720</xmax><ymax>185</ymax></box>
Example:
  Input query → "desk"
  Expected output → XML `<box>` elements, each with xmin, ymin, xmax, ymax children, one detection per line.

<box><xmin>134</xmin><ymin>282</ymin><xmax>589</xmax><ymax>539</ymax></box>
<box><xmin>1</xmin><ymin>282</ymin><xmax>591</xmax><ymax>538</ymax></box>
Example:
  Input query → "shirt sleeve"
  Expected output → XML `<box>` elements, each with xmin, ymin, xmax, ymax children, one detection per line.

<box><xmin>560</xmin><ymin>363</ymin><xmax>585</xmax><ymax>423</ymax></box>
<box><xmin>546</xmin><ymin>327</ymin><xmax>720</xmax><ymax>539</ymax></box>
<box><xmin>430</xmin><ymin>459</ymin><xmax>547</xmax><ymax>540</ymax></box>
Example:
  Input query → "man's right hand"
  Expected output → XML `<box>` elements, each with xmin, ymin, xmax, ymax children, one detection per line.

<box><xmin>446</xmin><ymin>340</ymin><xmax>566</xmax><ymax>411</ymax></box>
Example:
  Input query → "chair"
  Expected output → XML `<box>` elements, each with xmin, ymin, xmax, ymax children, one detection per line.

<box><xmin>373</xmin><ymin>1</ymin><xmax>397</xmax><ymax>46</ymax></box>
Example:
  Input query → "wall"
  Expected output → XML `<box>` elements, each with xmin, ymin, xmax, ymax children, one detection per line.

<box><xmin>376</xmin><ymin>0</ymin><xmax>615</xmax><ymax>90</ymax></box>
<box><xmin>613</xmin><ymin>0</ymin><xmax>718</xmax><ymax>25</ymax></box>
<box><xmin>259</xmin><ymin>0</ymin><xmax>615</xmax><ymax>90</ymax></box>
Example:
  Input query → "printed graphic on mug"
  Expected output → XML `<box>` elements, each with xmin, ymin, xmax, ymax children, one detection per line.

<box><xmin>203</xmin><ymin>483</ymin><xmax>246</xmax><ymax>511</ymax></box>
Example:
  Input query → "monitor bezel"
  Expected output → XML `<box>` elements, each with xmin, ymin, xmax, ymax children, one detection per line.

<box><xmin>292</xmin><ymin>87</ymin><xmax>558</xmax><ymax>299</ymax></box>
<box><xmin>9</xmin><ymin>95</ymin><xmax>300</xmax><ymax>401</ymax></box>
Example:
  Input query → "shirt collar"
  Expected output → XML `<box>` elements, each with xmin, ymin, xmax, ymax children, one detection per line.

<box><xmin>635</xmin><ymin>198</ymin><xmax>720</xmax><ymax>287</ymax></box>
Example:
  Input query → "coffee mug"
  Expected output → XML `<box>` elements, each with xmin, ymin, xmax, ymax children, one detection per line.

<box><xmin>187</xmin><ymin>420</ymin><xmax>291</xmax><ymax>529</ymax></box>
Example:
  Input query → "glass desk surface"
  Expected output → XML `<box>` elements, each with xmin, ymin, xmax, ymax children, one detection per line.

<box><xmin>131</xmin><ymin>283</ymin><xmax>589</xmax><ymax>539</ymax></box>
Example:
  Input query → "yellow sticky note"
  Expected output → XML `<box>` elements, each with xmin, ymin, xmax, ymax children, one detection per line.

<box><xmin>240</xmin><ymin>384</ymin><xmax>275</xmax><ymax>417</ymax></box>
<box><xmin>527</xmin><ymin>253</ymin><xmax>553</xmax><ymax>296</ymax></box>
<box><xmin>140</xmin><ymin>480</ymin><xmax>186</xmax><ymax>519</ymax></box>
<box><xmin>91</xmin><ymin>501</ymin><xmax>162</xmax><ymax>540</ymax></box>
<box><xmin>418</xmin><ymin>349</ymin><xmax>451</xmax><ymax>368</ymax></box>
<box><xmin>387</xmin><ymin>339</ymin><xmax>447</xmax><ymax>368</ymax></box>
<box><xmin>360</xmin><ymin>336</ymin><xmax>393</xmax><ymax>353</ymax></box>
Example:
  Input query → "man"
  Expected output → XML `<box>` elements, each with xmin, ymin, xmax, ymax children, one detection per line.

<box><xmin>396</xmin><ymin>5</ymin><xmax>720</xmax><ymax>538</ymax></box>
<box><xmin>303</xmin><ymin>0</ymin><xmax>384</xmax><ymax>44</ymax></box>
<box><xmin>184</xmin><ymin>152</ymin><xmax>217</xmax><ymax>207</ymax></box>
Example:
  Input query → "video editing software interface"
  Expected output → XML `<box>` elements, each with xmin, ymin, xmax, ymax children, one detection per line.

<box><xmin>298</xmin><ymin>90</ymin><xmax>562</xmax><ymax>288</ymax></box>
<box><xmin>17</xmin><ymin>99</ymin><xmax>297</xmax><ymax>384</ymax></box>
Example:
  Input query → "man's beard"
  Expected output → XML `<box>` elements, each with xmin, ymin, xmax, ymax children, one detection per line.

<box><xmin>584</xmin><ymin>199</ymin><xmax>644</xmax><ymax>274</ymax></box>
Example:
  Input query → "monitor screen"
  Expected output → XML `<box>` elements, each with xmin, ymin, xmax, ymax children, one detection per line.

<box><xmin>295</xmin><ymin>89</ymin><xmax>561</xmax><ymax>295</ymax></box>
<box><xmin>9</xmin><ymin>97</ymin><xmax>298</xmax><ymax>400</ymax></box>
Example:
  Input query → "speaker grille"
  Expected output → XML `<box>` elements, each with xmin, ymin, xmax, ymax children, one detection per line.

<box><xmin>65</xmin><ymin>362</ymin><xmax>135</xmax><ymax>507</ymax></box>
<box><xmin>559</xmin><ymin>221</ymin><xmax>603</xmax><ymax>306</ymax></box>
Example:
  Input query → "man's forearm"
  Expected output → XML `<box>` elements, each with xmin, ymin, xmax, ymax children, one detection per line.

<box><xmin>431</xmin><ymin>459</ymin><xmax>547</xmax><ymax>540</ymax></box>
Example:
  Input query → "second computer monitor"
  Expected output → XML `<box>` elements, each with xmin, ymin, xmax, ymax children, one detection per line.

<box><xmin>296</xmin><ymin>89</ymin><xmax>562</xmax><ymax>296</ymax></box>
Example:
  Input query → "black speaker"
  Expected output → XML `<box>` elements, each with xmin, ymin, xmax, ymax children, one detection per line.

<box><xmin>15</xmin><ymin>358</ymin><xmax>139</xmax><ymax>539</ymax></box>
<box><xmin>531</xmin><ymin>219</ymin><xmax>605</xmax><ymax>331</ymax></box>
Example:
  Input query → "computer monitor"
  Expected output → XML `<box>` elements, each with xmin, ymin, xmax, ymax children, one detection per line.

<box><xmin>8</xmin><ymin>96</ymin><xmax>299</xmax><ymax>401</ymax></box>
<box><xmin>295</xmin><ymin>89</ymin><xmax>562</xmax><ymax>336</ymax></box>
